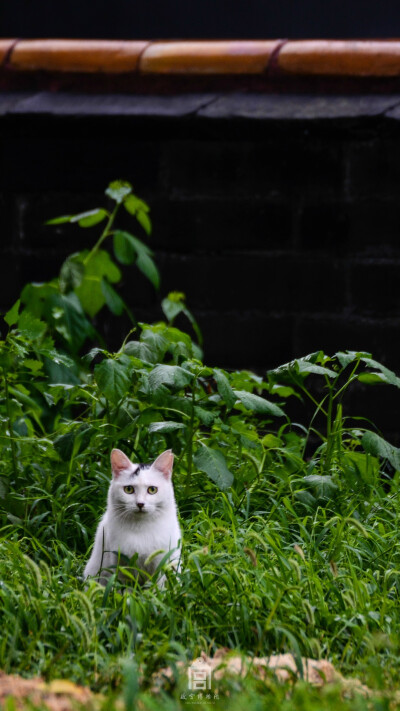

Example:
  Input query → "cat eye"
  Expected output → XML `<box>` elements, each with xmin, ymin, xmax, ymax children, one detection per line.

<box><xmin>147</xmin><ymin>486</ymin><xmax>158</xmax><ymax>495</ymax></box>
<box><xmin>123</xmin><ymin>485</ymin><xmax>135</xmax><ymax>494</ymax></box>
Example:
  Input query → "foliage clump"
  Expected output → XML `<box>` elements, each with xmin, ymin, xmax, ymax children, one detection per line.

<box><xmin>1</xmin><ymin>182</ymin><xmax>400</xmax><ymax>707</ymax></box>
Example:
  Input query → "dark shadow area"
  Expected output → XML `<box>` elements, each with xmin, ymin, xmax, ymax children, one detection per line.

<box><xmin>2</xmin><ymin>0</ymin><xmax>400</xmax><ymax>40</ymax></box>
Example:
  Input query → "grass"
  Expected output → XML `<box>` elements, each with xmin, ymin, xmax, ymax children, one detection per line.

<box><xmin>2</xmin><ymin>446</ymin><xmax>400</xmax><ymax>709</ymax></box>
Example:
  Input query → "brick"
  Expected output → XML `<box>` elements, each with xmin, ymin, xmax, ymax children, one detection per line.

<box><xmin>162</xmin><ymin>138</ymin><xmax>344</xmax><ymax>199</ymax></box>
<box><xmin>196</xmin><ymin>310</ymin><xmax>295</xmax><ymax>371</ymax></box>
<box><xmin>347</xmin><ymin>200</ymin><xmax>400</xmax><ymax>255</ymax></box>
<box><xmin>300</xmin><ymin>203</ymin><xmax>349</xmax><ymax>253</ymax></box>
<box><xmin>278</xmin><ymin>40</ymin><xmax>400</xmax><ymax>77</ymax></box>
<box><xmin>349</xmin><ymin>260</ymin><xmax>400</xmax><ymax>315</ymax></box>
<box><xmin>16</xmin><ymin>193</ymin><xmax>104</xmax><ymax>250</ymax></box>
<box><xmin>140</xmin><ymin>41</ymin><xmax>279</xmax><ymax>75</ymax></box>
<box><xmin>346</xmin><ymin>139</ymin><xmax>400</xmax><ymax>198</ymax></box>
<box><xmin>149</xmin><ymin>198</ymin><xmax>293</xmax><ymax>253</ymax></box>
<box><xmin>10</xmin><ymin>40</ymin><xmax>148</xmax><ymax>74</ymax></box>
<box><xmin>149</xmin><ymin>253</ymin><xmax>346</xmax><ymax>313</ymax></box>
<box><xmin>0</xmin><ymin>252</ymin><xmax>21</xmax><ymax>306</ymax></box>
<box><xmin>0</xmin><ymin>130</ymin><xmax>160</xmax><ymax>192</ymax></box>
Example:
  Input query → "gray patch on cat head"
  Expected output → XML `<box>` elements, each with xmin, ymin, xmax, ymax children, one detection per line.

<box><xmin>130</xmin><ymin>464</ymin><xmax>150</xmax><ymax>478</ymax></box>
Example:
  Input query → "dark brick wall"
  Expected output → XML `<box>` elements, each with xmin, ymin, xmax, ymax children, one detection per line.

<box><xmin>2</xmin><ymin>101</ymin><xmax>400</xmax><ymax>436</ymax></box>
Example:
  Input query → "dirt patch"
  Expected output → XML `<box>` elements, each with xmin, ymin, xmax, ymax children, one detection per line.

<box><xmin>0</xmin><ymin>672</ymin><xmax>97</xmax><ymax>711</ymax></box>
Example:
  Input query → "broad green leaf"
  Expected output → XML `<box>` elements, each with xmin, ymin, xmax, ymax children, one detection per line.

<box><xmin>362</xmin><ymin>430</ymin><xmax>400</xmax><ymax>470</ymax></box>
<box><xmin>361</xmin><ymin>357</ymin><xmax>400</xmax><ymax>389</ymax></box>
<box><xmin>70</xmin><ymin>208</ymin><xmax>108</xmax><ymax>228</ymax></box>
<box><xmin>105</xmin><ymin>180</ymin><xmax>132</xmax><ymax>204</ymax></box>
<box><xmin>194</xmin><ymin>445</ymin><xmax>234</xmax><ymax>490</ymax></box>
<box><xmin>269</xmin><ymin>351</ymin><xmax>322</xmax><ymax>375</ymax></box>
<box><xmin>194</xmin><ymin>406</ymin><xmax>216</xmax><ymax>426</ymax></box>
<box><xmin>113</xmin><ymin>230</ymin><xmax>152</xmax><ymax>266</ymax></box>
<box><xmin>358</xmin><ymin>373</ymin><xmax>386</xmax><ymax>385</ymax></box>
<box><xmin>148</xmin><ymin>421</ymin><xmax>186</xmax><ymax>433</ymax></box>
<box><xmin>297</xmin><ymin>362</ymin><xmax>337</xmax><ymax>378</ymax></box>
<box><xmin>124</xmin><ymin>330</ymin><xmax>168</xmax><ymax>364</ymax></box>
<box><xmin>113</xmin><ymin>231</ymin><xmax>135</xmax><ymax>265</ymax></box>
<box><xmin>17</xmin><ymin>310</ymin><xmax>47</xmax><ymax>341</ymax></box>
<box><xmin>101</xmin><ymin>279</ymin><xmax>125</xmax><ymax>316</ymax></box>
<box><xmin>234</xmin><ymin>390</ymin><xmax>285</xmax><ymax>417</ymax></box>
<box><xmin>136</xmin><ymin>252</ymin><xmax>160</xmax><ymax>289</ymax></box>
<box><xmin>59</xmin><ymin>256</ymin><xmax>85</xmax><ymax>293</ymax></box>
<box><xmin>335</xmin><ymin>351</ymin><xmax>370</xmax><ymax>368</ymax></box>
<box><xmin>23</xmin><ymin>358</ymin><xmax>43</xmax><ymax>373</ymax></box>
<box><xmin>161</xmin><ymin>292</ymin><xmax>186</xmax><ymax>322</ymax></box>
<box><xmin>214</xmin><ymin>368</ymin><xmax>236</xmax><ymax>409</ymax></box>
<box><xmin>45</xmin><ymin>214</ymin><xmax>73</xmax><ymax>225</ymax></box>
<box><xmin>50</xmin><ymin>292</ymin><xmax>94</xmax><ymax>353</ymax></box>
<box><xmin>303</xmin><ymin>474</ymin><xmax>338</xmax><ymax>499</ymax></box>
<box><xmin>148</xmin><ymin>364</ymin><xmax>193</xmax><ymax>392</ymax></box>
<box><xmin>124</xmin><ymin>194</ymin><xmax>150</xmax><ymax>216</ymax></box>
<box><xmin>94</xmin><ymin>358</ymin><xmax>132</xmax><ymax>403</ymax></box>
<box><xmin>54</xmin><ymin>431</ymin><xmax>76</xmax><ymax>461</ymax></box>
<box><xmin>136</xmin><ymin>209</ymin><xmax>152</xmax><ymax>235</ymax></box>
<box><xmin>262</xmin><ymin>433</ymin><xmax>282</xmax><ymax>448</ymax></box>
<box><xmin>4</xmin><ymin>299</ymin><xmax>20</xmax><ymax>326</ymax></box>
<box><xmin>74</xmin><ymin>250</ymin><xmax>121</xmax><ymax>318</ymax></box>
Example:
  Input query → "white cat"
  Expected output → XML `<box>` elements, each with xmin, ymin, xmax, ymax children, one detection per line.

<box><xmin>84</xmin><ymin>448</ymin><xmax>181</xmax><ymax>586</ymax></box>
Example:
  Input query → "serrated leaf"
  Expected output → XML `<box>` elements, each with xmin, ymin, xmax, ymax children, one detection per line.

<box><xmin>4</xmin><ymin>299</ymin><xmax>20</xmax><ymax>326</ymax></box>
<box><xmin>148</xmin><ymin>364</ymin><xmax>193</xmax><ymax>393</ymax></box>
<box><xmin>136</xmin><ymin>252</ymin><xmax>160</xmax><ymax>289</ymax></box>
<box><xmin>101</xmin><ymin>279</ymin><xmax>125</xmax><ymax>316</ymax></box>
<box><xmin>214</xmin><ymin>369</ymin><xmax>236</xmax><ymax>409</ymax></box>
<box><xmin>70</xmin><ymin>208</ymin><xmax>108</xmax><ymax>228</ymax></box>
<box><xmin>148</xmin><ymin>421</ymin><xmax>186</xmax><ymax>433</ymax></box>
<box><xmin>194</xmin><ymin>446</ymin><xmax>234</xmax><ymax>490</ymax></box>
<box><xmin>362</xmin><ymin>430</ymin><xmax>400</xmax><ymax>470</ymax></box>
<box><xmin>17</xmin><ymin>310</ymin><xmax>47</xmax><ymax>341</ymax></box>
<box><xmin>23</xmin><ymin>358</ymin><xmax>43</xmax><ymax>373</ymax></box>
<box><xmin>234</xmin><ymin>390</ymin><xmax>285</xmax><ymax>417</ymax></box>
<box><xmin>105</xmin><ymin>180</ymin><xmax>132</xmax><ymax>204</ymax></box>
<box><xmin>95</xmin><ymin>358</ymin><xmax>132</xmax><ymax>403</ymax></box>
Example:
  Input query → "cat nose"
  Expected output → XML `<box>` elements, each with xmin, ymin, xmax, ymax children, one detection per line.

<box><xmin>137</xmin><ymin>502</ymin><xmax>144</xmax><ymax>509</ymax></box>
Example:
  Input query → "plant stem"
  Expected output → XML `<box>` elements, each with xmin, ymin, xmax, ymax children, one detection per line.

<box><xmin>83</xmin><ymin>205</ymin><xmax>119</xmax><ymax>265</ymax></box>
<box><xmin>2</xmin><ymin>369</ymin><xmax>18</xmax><ymax>479</ymax></box>
<box><xmin>184</xmin><ymin>385</ymin><xmax>196</xmax><ymax>495</ymax></box>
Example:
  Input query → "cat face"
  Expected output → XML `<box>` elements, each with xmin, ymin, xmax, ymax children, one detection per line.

<box><xmin>109</xmin><ymin>449</ymin><xmax>175</xmax><ymax>520</ymax></box>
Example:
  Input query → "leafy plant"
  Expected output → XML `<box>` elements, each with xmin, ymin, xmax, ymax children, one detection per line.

<box><xmin>2</xmin><ymin>183</ymin><xmax>400</xmax><ymax>709</ymax></box>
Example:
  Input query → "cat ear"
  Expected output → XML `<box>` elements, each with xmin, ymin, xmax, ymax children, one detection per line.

<box><xmin>153</xmin><ymin>449</ymin><xmax>174</xmax><ymax>480</ymax></box>
<box><xmin>111</xmin><ymin>449</ymin><xmax>133</xmax><ymax>478</ymax></box>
